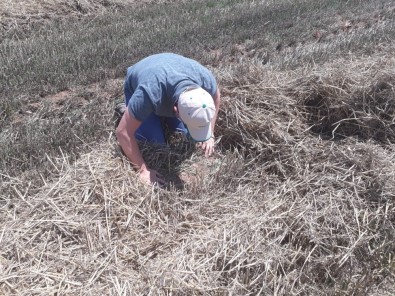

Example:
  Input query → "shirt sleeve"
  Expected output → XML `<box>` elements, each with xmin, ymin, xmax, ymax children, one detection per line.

<box><xmin>127</xmin><ymin>87</ymin><xmax>154</xmax><ymax>122</ymax></box>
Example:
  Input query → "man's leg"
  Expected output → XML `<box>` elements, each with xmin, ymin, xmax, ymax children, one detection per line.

<box><xmin>165</xmin><ymin>117</ymin><xmax>188</xmax><ymax>135</ymax></box>
<box><xmin>135</xmin><ymin>113</ymin><xmax>166</xmax><ymax>144</ymax></box>
<box><xmin>114</xmin><ymin>99</ymin><xmax>165</xmax><ymax>144</ymax></box>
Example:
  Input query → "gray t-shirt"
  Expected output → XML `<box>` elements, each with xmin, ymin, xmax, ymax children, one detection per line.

<box><xmin>124</xmin><ymin>53</ymin><xmax>217</xmax><ymax>121</ymax></box>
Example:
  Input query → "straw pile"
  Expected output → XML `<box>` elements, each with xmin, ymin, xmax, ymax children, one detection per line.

<box><xmin>1</xmin><ymin>53</ymin><xmax>395</xmax><ymax>295</ymax></box>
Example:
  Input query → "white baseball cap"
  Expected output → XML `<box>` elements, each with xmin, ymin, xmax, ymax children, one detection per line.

<box><xmin>178</xmin><ymin>87</ymin><xmax>216</xmax><ymax>142</ymax></box>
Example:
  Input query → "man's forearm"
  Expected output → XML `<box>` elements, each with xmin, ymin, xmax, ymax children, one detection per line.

<box><xmin>117</xmin><ymin>129</ymin><xmax>147</xmax><ymax>172</ymax></box>
<box><xmin>212</xmin><ymin>88</ymin><xmax>221</xmax><ymax>134</ymax></box>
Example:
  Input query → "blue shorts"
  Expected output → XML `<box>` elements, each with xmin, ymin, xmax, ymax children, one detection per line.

<box><xmin>135</xmin><ymin>113</ymin><xmax>188</xmax><ymax>144</ymax></box>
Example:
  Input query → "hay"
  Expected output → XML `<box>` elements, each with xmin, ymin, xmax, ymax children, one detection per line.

<box><xmin>290</xmin><ymin>54</ymin><xmax>395</xmax><ymax>143</ymax></box>
<box><xmin>1</xmin><ymin>50</ymin><xmax>395</xmax><ymax>295</ymax></box>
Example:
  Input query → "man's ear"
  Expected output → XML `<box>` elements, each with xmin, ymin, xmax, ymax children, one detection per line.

<box><xmin>173</xmin><ymin>104</ymin><xmax>179</xmax><ymax>114</ymax></box>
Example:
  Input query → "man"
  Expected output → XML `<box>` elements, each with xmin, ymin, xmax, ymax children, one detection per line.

<box><xmin>116</xmin><ymin>53</ymin><xmax>221</xmax><ymax>186</ymax></box>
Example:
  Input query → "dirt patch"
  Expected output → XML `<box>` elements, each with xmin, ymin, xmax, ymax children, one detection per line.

<box><xmin>12</xmin><ymin>78</ymin><xmax>123</xmax><ymax>124</ymax></box>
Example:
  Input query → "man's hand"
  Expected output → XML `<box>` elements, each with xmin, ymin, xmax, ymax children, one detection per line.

<box><xmin>140</xmin><ymin>167</ymin><xmax>167</xmax><ymax>187</ymax></box>
<box><xmin>198</xmin><ymin>137</ymin><xmax>215</xmax><ymax>157</ymax></box>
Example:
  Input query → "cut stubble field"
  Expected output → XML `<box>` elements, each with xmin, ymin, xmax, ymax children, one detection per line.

<box><xmin>0</xmin><ymin>0</ymin><xmax>395</xmax><ymax>295</ymax></box>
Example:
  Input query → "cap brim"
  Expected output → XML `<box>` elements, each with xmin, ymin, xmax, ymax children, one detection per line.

<box><xmin>187</xmin><ymin>123</ymin><xmax>212</xmax><ymax>142</ymax></box>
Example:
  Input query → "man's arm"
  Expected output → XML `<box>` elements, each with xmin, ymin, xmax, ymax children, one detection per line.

<box><xmin>200</xmin><ymin>87</ymin><xmax>221</xmax><ymax>157</ymax></box>
<box><xmin>211</xmin><ymin>87</ymin><xmax>221</xmax><ymax>135</ymax></box>
<box><xmin>116</xmin><ymin>109</ymin><xmax>166</xmax><ymax>186</ymax></box>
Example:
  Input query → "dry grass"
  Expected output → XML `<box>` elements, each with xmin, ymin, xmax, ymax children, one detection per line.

<box><xmin>0</xmin><ymin>0</ymin><xmax>179</xmax><ymax>17</ymax></box>
<box><xmin>1</xmin><ymin>49</ymin><xmax>394</xmax><ymax>295</ymax></box>
<box><xmin>0</xmin><ymin>0</ymin><xmax>185</xmax><ymax>35</ymax></box>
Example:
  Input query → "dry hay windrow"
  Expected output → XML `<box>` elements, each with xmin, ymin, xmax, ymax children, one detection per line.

<box><xmin>1</xmin><ymin>52</ymin><xmax>395</xmax><ymax>294</ymax></box>
<box><xmin>290</xmin><ymin>57</ymin><xmax>395</xmax><ymax>143</ymax></box>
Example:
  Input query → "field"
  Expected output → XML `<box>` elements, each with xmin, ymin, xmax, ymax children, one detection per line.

<box><xmin>1</xmin><ymin>0</ymin><xmax>395</xmax><ymax>295</ymax></box>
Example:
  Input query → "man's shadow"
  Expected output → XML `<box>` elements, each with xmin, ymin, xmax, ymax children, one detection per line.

<box><xmin>139</xmin><ymin>133</ymin><xmax>196</xmax><ymax>190</ymax></box>
<box><xmin>113</xmin><ymin>133</ymin><xmax>196</xmax><ymax>190</ymax></box>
